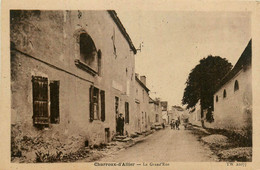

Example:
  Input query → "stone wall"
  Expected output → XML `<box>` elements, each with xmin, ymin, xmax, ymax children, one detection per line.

<box><xmin>210</xmin><ymin>66</ymin><xmax>252</xmax><ymax>135</ymax></box>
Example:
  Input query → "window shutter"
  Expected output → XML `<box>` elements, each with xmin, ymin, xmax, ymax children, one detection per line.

<box><xmin>100</xmin><ymin>90</ymin><xmax>105</xmax><ymax>122</ymax></box>
<box><xmin>32</xmin><ymin>76</ymin><xmax>49</xmax><ymax>125</ymax></box>
<box><xmin>89</xmin><ymin>85</ymin><xmax>94</xmax><ymax>122</ymax></box>
<box><xmin>50</xmin><ymin>81</ymin><xmax>60</xmax><ymax>124</ymax></box>
<box><xmin>125</xmin><ymin>102</ymin><xmax>129</xmax><ymax>123</ymax></box>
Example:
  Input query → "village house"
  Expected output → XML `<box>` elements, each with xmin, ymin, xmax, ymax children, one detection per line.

<box><xmin>160</xmin><ymin>101</ymin><xmax>168</xmax><ymax>124</ymax></box>
<box><xmin>148</xmin><ymin>97</ymin><xmax>163</xmax><ymax>127</ymax></box>
<box><xmin>188</xmin><ymin>100</ymin><xmax>202</xmax><ymax>126</ymax></box>
<box><xmin>10</xmin><ymin>10</ymin><xmax>137</xmax><ymax>159</ymax></box>
<box><xmin>209</xmin><ymin>40</ymin><xmax>252</xmax><ymax>135</ymax></box>
<box><xmin>169</xmin><ymin>105</ymin><xmax>183</xmax><ymax>122</ymax></box>
<box><xmin>134</xmin><ymin>74</ymin><xmax>150</xmax><ymax>132</ymax></box>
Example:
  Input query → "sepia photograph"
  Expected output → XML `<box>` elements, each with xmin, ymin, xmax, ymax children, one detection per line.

<box><xmin>9</xmin><ymin>9</ymin><xmax>252</xmax><ymax>163</ymax></box>
<box><xmin>2</xmin><ymin>1</ymin><xmax>260</xmax><ymax>169</ymax></box>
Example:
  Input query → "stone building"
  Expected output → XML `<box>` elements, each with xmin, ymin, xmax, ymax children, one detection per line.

<box><xmin>211</xmin><ymin>40</ymin><xmax>252</xmax><ymax>135</ymax></box>
<box><xmin>160</xmin><ymin>101</ymin><xmax>168</xmax><ymax>124</ymax></box>
<box><xmin>169</xmin><ymin>105</ymin><xmax>184</xmax><ymax>122</ymax></box>
<box><xmin>149</xmin><ymin>97</ymin><xmax>163</xmax><ymax>126</ymax></box>
<box><xmin>188</xmin><ymin>100</ymin><xmax>202</xmax><ymax>126</ymax></box>
<box><xmin>10</xmin><ymin>10</ymin><xmax>137</xmax><ymax>159</ymax></box>
<box><xmin>134</xmin><ymin>75</ymin><xmax>150</xmax><ymax>132</ymax></box>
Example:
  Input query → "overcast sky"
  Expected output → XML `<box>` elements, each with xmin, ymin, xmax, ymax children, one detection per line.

<box><xmin>117</xmin><ymin>11</ymin><xmax>251</xmax><ymax>108</ymax></box>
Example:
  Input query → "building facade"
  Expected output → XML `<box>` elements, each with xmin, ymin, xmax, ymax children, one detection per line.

<box><xmin>188</xmin><ymin>100</ymin><xmax>202</xmax><ymax>126</ymax></box>
<box><xmin>161</xmin><ymin>101</ymin><xmax>168</xmax><ymax>124</ymax></box>
<box><xmin>149</xmin><ymin>97</ymin><xmax>163</xmax><ymax>126</ymax></box>
<box><xmin>10</xmin><ymin>10</ymin><xmax>137</xmax><ymax>159</ymax></box>
<box><xmin>134</xmin><ymin>75</ymin><xmax>150</xmax><ymax>132</ymax></box>
<box><xmin>211</xmin><ymin>40</ymin><xmax>252</xmax><ymax>135</ymax></box>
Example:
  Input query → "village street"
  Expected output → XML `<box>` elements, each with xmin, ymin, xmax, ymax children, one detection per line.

<box><xmin>8</xmin><ymin>10</ymin><xmax>252</xmax><ymax>164</ymax></box>
<box><xmin>98</xmin><ymin>126</ymin><xmax>219</xmax><ymax>162</ymax></box>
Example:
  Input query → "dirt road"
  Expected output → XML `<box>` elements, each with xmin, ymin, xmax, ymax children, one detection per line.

<box><xmin>99</xmin><ymin>126</ymin><xmax>219</xmax><ymax>162</ymax></box>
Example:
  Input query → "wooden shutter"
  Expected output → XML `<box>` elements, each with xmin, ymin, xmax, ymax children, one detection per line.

<box><xmin>32</xmin><ymin>76</ymin><xmax>49</xmax><ymax>125</ymax></box>
<box><xmin>100</xmin><ymin>90</ymin><xmax>105</xmax><ymax>122</ymax></box>
<box><xmin>125</xmin><ymin>102</ymin><xmax>129</xmax><ymax>123</ymax></box>
<box><xmin>50</xmin><ymin>81</ymin><xmax>60</xmax><ymax>124</ymax></box>
<box><xmin>89</xmin><ymin>85</ymin><xmax>94</xmax><ymax>122</ymax></box>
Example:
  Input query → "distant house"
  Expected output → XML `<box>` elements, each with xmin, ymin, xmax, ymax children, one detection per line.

<box><xmin>149</xmin><ymin>97</ymin><xmax>163</xmax><ymax>126</ymax></box>
<box><xmin>212</xmin><ymin>40</ymin><xmax>252</xmax><ymax>134</ymax></box>
<box><xmin>135</xmin><ymin>74</ymin><xmax>150</xmax><ymax>132</ymax></box>
<box><xmin>160</xmin><ymin>101</ymin><xmax>168</xmax><ymax>124</ymax></box>
<box><xmin>171</xmin><ymin>105</ymin><xmax>184</xmax><ymax>118</ymax></box>
<box><xmin>188</xmin><ymin>100</ymin><xmax>201</xmax><ymax>126</ymax></box>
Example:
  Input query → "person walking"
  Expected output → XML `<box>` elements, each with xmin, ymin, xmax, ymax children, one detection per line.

<box><xmin>171</xmin><ymin>119</ymin><xmax>175</xmax><ymax>130</ymax></box>
<box><xmin>176</xmin><ymin>118</ymin><xmax>180</xmax><ymax>130</ymax></box>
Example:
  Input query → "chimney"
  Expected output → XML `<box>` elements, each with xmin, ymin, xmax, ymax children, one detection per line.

<box><xmin>140</xmin><ymin>76</ymin><xmax>146</xmax><ymax>86</ymax></box>
<box><xmin>135</xmin><ymin>73</ymin><xmax>139</xmax><ymax>78</ymax></box>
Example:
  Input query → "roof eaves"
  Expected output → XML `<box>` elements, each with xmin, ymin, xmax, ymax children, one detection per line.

<box><xmin>215</xmin><ymin>39</ymin><xmax>252</xmax><ymax>93</ymax></box>
<box><xmin>107</xmin><ymin>10</ymin><xmax>137</xmax><ymax>54</ymax></box>
<box><xmin>135</xmin><ymin>76</ymin><xmax>150</xmax><ymax>93</ymax></box>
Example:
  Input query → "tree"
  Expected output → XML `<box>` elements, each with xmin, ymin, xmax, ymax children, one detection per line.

<box><xmin>182</xmin><ymin>55</ymin><xmax>232</xmax><ymax>123</ymax></box>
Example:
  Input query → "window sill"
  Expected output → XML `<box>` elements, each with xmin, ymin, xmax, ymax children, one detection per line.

<box><xmin>75</xmin><ymin>59</ymin><xmax>97</xmax><ymax>76</ymax></box>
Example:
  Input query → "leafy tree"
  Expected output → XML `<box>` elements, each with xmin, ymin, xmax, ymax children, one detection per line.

<box><xmin>182</xmin><ymin>55</ymin><xmax>232</xmax><ymax>123</ymax></box>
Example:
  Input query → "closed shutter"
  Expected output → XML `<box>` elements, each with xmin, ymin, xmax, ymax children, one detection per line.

<box><xmin>50</xmin><ymin>81</ymin><xmax>60</xmax><ymax>124</ymax></box>
<box><xmin>125</xmin><ymin>102</ymin><xmax>129</xmax><ymax>123</ymax></box>
<box><xmin>32</xmin><ymin>76</ymin><xmax>49</xmax><ymax>125</ymax></box>
<box><xmin>100</xmin><ymin>90</ymin><xmax>105</xmax><ymax>122</ymax></box>
<box><xmin>89</xmin><ymin>85</ymin><xmax>94</xmax><ymax>122</ymax></box>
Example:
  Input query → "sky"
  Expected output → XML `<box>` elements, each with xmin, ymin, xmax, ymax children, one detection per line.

<box><xmin>117</xmin><ymin>11</ymin><xmax>251</xmax><ymax>108</ymax></box>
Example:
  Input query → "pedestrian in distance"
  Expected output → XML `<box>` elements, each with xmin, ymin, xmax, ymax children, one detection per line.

<box><xmin>171</xmin><ymin>119</ymin><xmax>175</xmax><ymax>130</ymax></box>
<box><xmin>176</xmin><ymin>118</ymin><xmax>180</xmax><ymax>130</ymax></box>
<box><xmin>162</xmin><ymin>122</ymin><xmax>165</xmax><ymax>129</ymax></box>
<box><xmin>117</xmin><ymin>113</ymin><xmax>125</xmax><ymax>136</ymax></box>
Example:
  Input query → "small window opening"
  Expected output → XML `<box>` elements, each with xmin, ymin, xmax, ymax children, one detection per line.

<box><xmin>223</xmin><ymin>89</ymin><xmax>227</xmax><ymax>98</ymax></box>
<box><xmin>216</xmin><ymin>95</ymin><xmax>218</xmax><ymax>102</ymax></box>
<box><xmin>85</xmin><ymin>140</ymin><xmax>89</xmax><ymax>147</ymax></box>
<box><xmin>234</xmin><ymin>80</ymin><xmax>239</xmax><ymax>92</ymax></box>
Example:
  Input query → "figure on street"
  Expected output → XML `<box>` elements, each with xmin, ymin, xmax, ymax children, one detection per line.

<box><xmin>170</xmin><ymin>119</ymin><xmax>175</xmax><ymax>129</ymax></box>
<box><xmin>176</xmin><ymin>117</ymin><xmax>180</xmax><ymax>130</ymax></box>
<box><xmin>117</xmin><ymin>113</ymin><xmax>125</xmax><ymax>136</ymax></box>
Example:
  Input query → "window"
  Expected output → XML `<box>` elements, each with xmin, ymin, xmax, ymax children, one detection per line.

<box><xmin>98</xmin><ymin>50</ymin><xmax>102</xmax><ymax>76</ymax></box>
<box><xmin>75</xmin><ymin>32</ymin><xmax>98</xmax><ymax>76</ymax></box>
<box><xmin>234</xmin><ymin>80</ymin><xmax>239</xmax><ymax>92</ymax></box>
<box><xmin>223</xmin><ymin>89</ymin><xmax>227</xmax><ymax>98</ymax></box>
<box><xmin>125</xmin><ymin>102</ymin><xmax>129</xmax><ymax>123</ymax></box>
<box><xmin>216</xmin><ymin>95</ymin><xmax>218</xmax><ymax>102</ymax></box>
<box><xmin>80</xmin><ymin>33</ymin><xmax>97</xmax><ymax>65</ymax></box>
<box><xmin>89</xmin><ymin>86</ymin><xmax>106</xmax><ymax>122</ymax></box>
<box><xmin>50</xmin><ymin>81</ymin><xmax>60</xmax><ymax>124</ymax></box>
<box><xmin>115</xmin><ymin>96</ymin><xmax>119</xmax><ymax>119</ymax></box>
<box><xmin>32</xmin><ymin>76</ymin><xmax>60</xmax><ymax>127</ymax></box>
<box><xmin>100</xmin><ymin>90</ymin><xmax>105</xmax><ymax>122</ymax></box>
<box><xmin>32</xmin><ymin>76</ymin><xmax>49</xmax><ymax>126</ymax></box>
<box><xmin>142</xmin><ymin>90</ymin><xmax>145</xmax><ymax>102</ymax></box>
<box><xmin>142</xmin><ymin>112</ymin><xmax>144</xmax><ymax>124</ymax></box>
